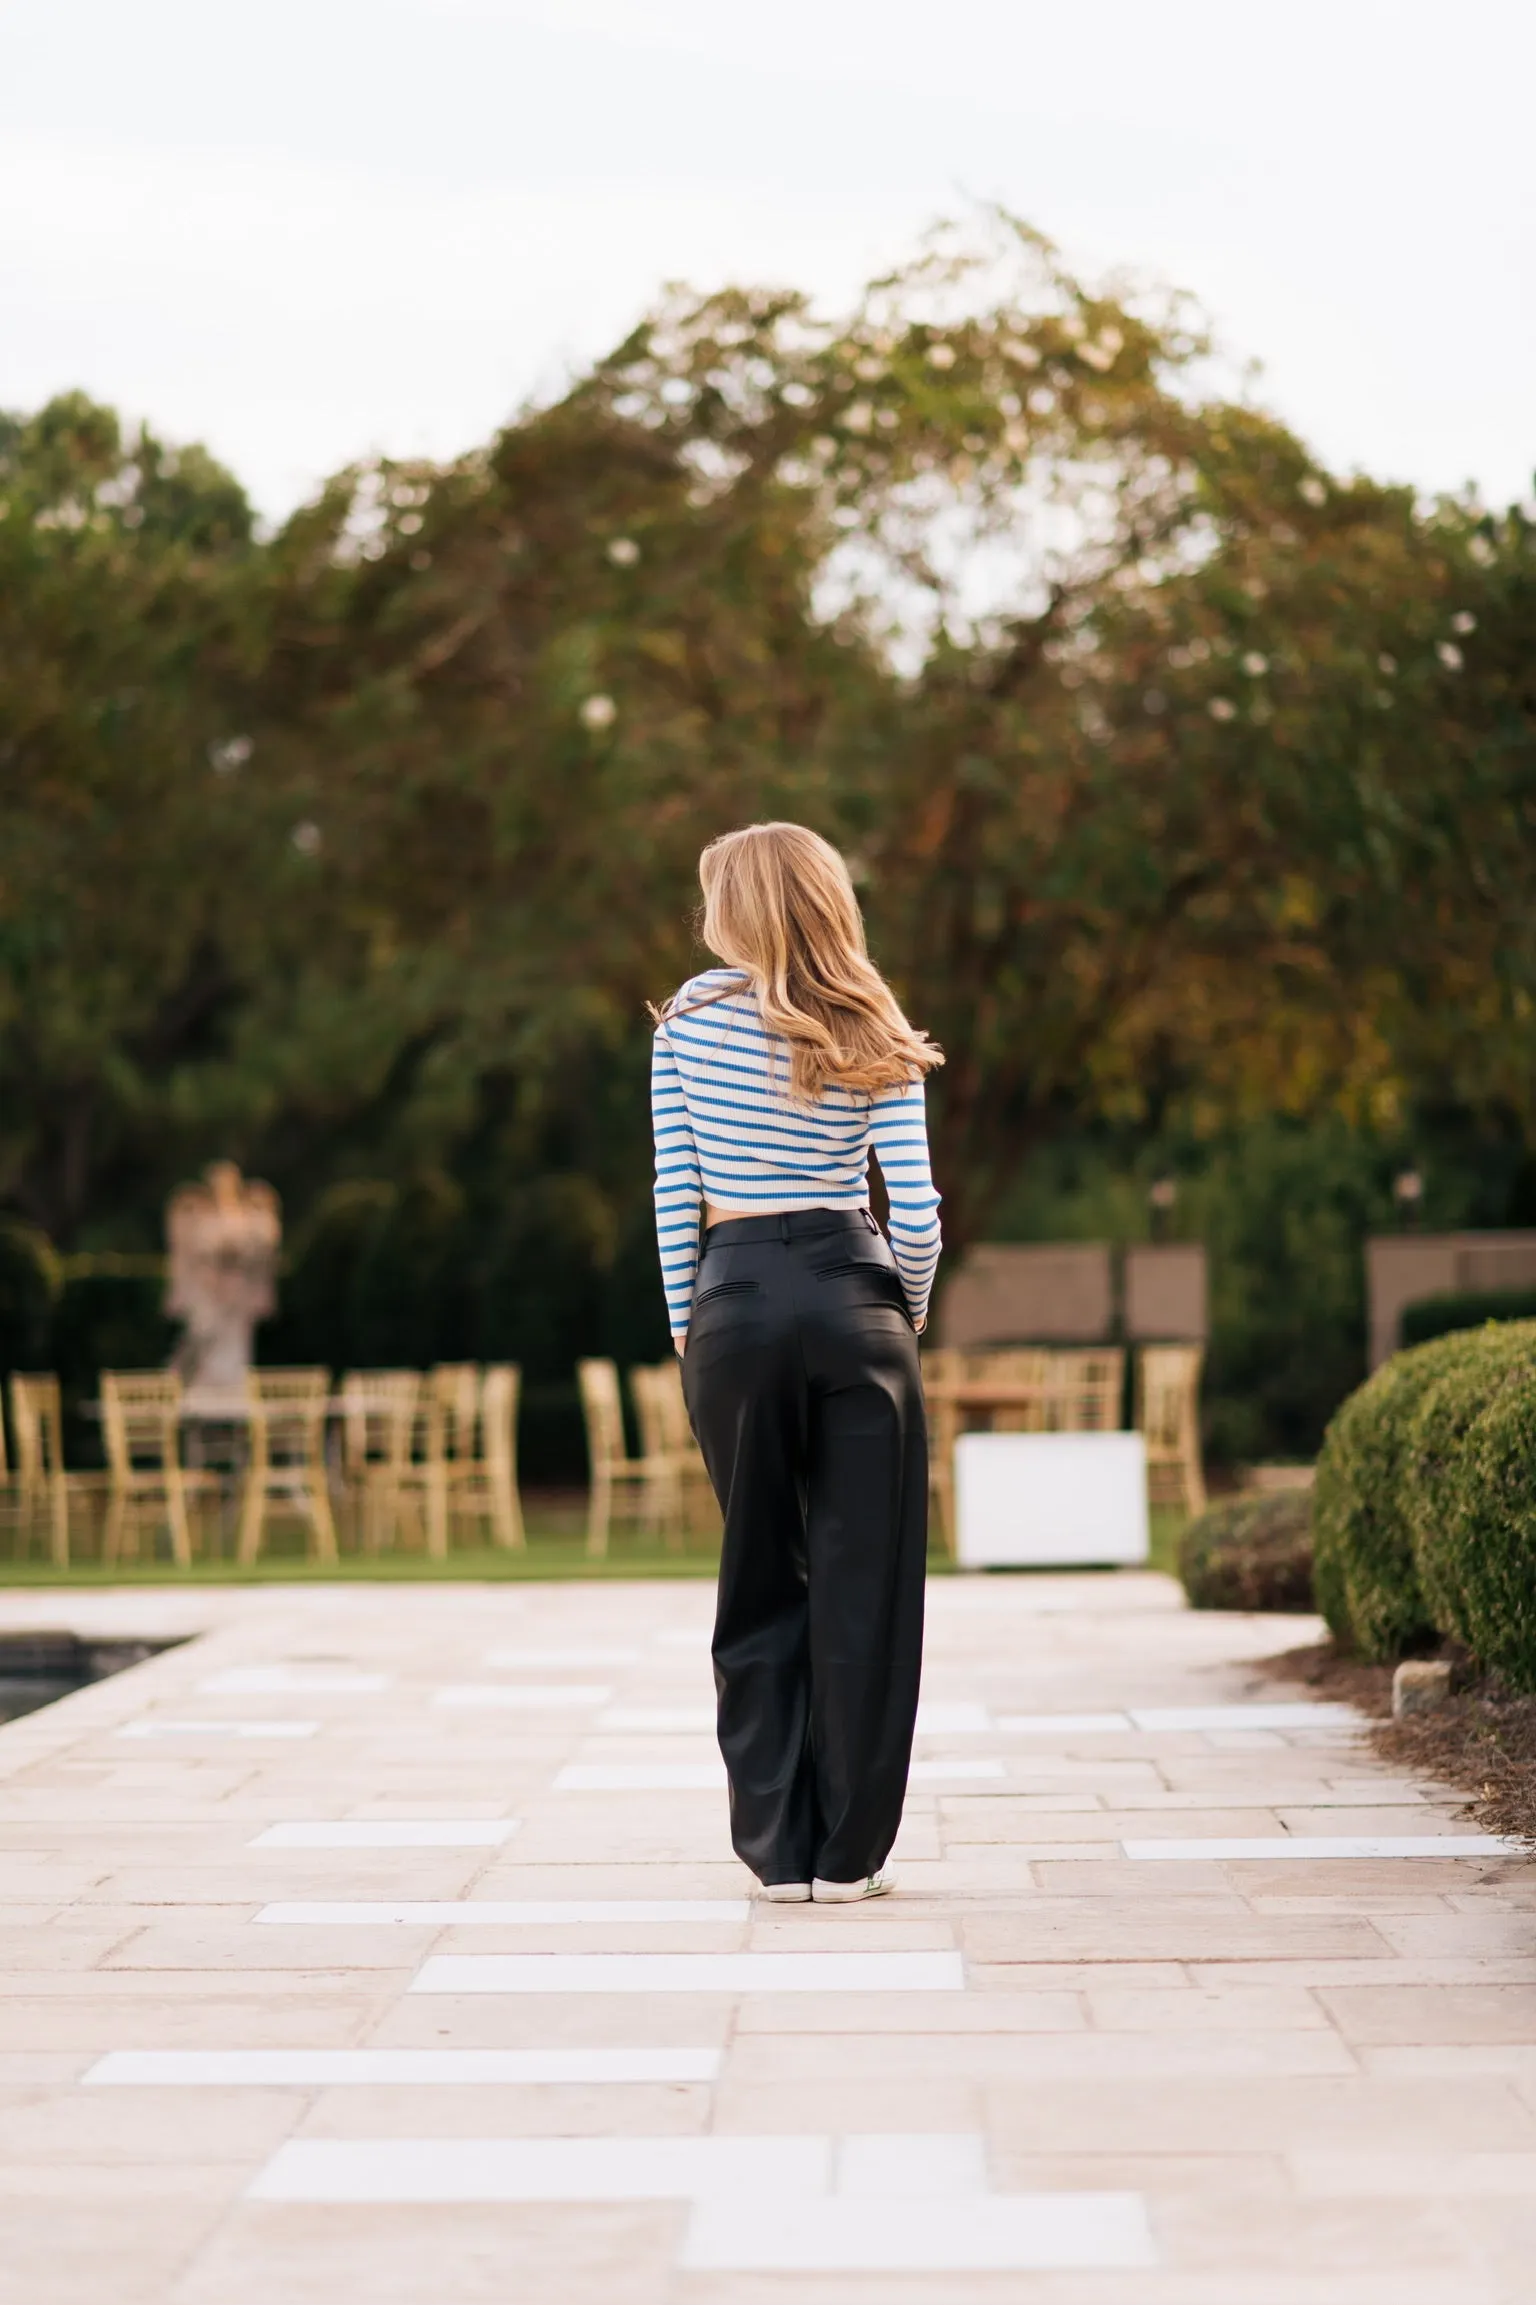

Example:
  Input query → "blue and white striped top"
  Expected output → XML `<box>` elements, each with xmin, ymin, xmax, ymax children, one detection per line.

<box><xmin>651</xmin><ymin>967</ymin><xmax>942</xmax><ymax>1337</ymax></box>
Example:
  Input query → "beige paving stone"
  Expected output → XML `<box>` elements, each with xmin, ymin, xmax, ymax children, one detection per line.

<box><xmin>0</xmin><ymin>2200</ymin><xmax>233</xmax><ymax>2305</ymax></box>
<box><xmin>1365</xmin><ymin>2044</ymin><xmax>1536</xmax><ymax>2080</ymax></box>
<box><xmin>99</xmin><ymin>1924</ymin><xmax>435</xmax><ymax>1970</ymax></box>
<box><xmin>1085</xmin><ymin>1984</ymin><xmax>1331</xmax><ymax>2032</ymax></box>
<box><xmin>1319</xmin><ymin>1983</ymin><xmax>1536</xmax><ymax>2043</ymax></box>
<box><xmin>173</xmin><ymin>2203</ymin><xmax>681</xmax><ymax>2303</ymax></box>
<box><xmin>723</xmin><ymin>2026</ymin><xmax>1350</xmax><ymax>2080</ymax></box>
<box><xmin>0</xmin><ymin>2084</ymin><xmax>307</xmax><ymax>2161</ymax></box>
<box><xmin>369</xmin><ymin>1995</ymin><xmax>735</xmax><ymax>2049</ymax></box>
<box><xmin>1290</xmin><ymin>2147</ymin><xmax>1536</xmax><ymax>2196</ymax></box>
<box><xmin>1029</xmin><ymin>1859</ymin><xmax>1238</xmax><ymax>1894</ymax></box>
<box><xmin>984</xmin><ymin>2074</ymin><xmax>1536</xmax><ymax>2154</ymax></box>
<box><xmin>1</xmin><ymin>1576</ymin><xmax>1528</xmax><ymax>2300</ymax></box>
<box><xmin>993</xmin><ymin>2148</ymin><xmax>1293</xmax><ymax>2194</ymax></box>
<box><xmin>1151</xmin><ymin>2191</ymin><xmax>1470</xmax><ymax>2274</ymax></box>
<box><xmin>1272</xmin><ymin>1805</ymin><xmax>1470</xmax><ymax>1834</ymax></box>
<box><xmin>0</xmin><ymin>1923</ymin><xmax>133</xmax><ymax>1968</ymax></box>
<box><xmin>82</xmin><ymin>1858</ymin><xmax>493</xmax><ymax>1900</ymax></box>
<box><xmin>0</xmin><ymin>1993</ymin><xmax>384</xmax><ymax>2050</ymax></box>
<box><xmin>963</xmin><ymin>1907</ymin><xmax>1389</xmax><ymax>1965</ymax></box>
<box><xmin>0</xmin><ymin>2160</ymin><xmax>246</xmax><ymax>2201</ymax></box>
<box><xmin>732</xmin><ymin>1990</ymin><xmax>1090</xmax><ymax>2032</ymax></box>
<box><xmin>742</xmin><ymin>1915</ymin><xmax>956</xmax><ymax>1950</ymax></box>
<box><xmin>1242</xmin><ymin>1885</ymin><xmax>1468</xmax><ymax>1911</ymax></box>
<box><xmin>1188</xmin><ymin>1956</ymin><xmax>1536</xmax><ymax>1988</ymax></box>
<box><xmin>1374</xmin><ymin>1912</ymin><xmax>1536</xmax><ymax>1959</ymax></box>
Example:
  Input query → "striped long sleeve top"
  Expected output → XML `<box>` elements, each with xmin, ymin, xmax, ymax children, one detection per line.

<box><xmin>651</xmin><ymin>967</ymin><xmax>942</xmax><ymax>1338</ymax></box>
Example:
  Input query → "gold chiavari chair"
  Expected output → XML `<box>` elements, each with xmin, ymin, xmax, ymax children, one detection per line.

<box><xmin>340</xmin><ymin>1370</ymin><xmax>422</xmax><ymax>1553</ymax></box>
<box><xmin>236</xmin><ymin>1367</ymin><xmax>338</xmax><ymax>1565</ymax></box>
<box><xmin>430</xmin><ymin>1363</ymin><xmax>526</xmax><ymax>1551</ymax></box>
<box><xmin>578</xmin><ymin>1359</ymin><xmax>676</xmax><ymax>1559</ymax></box>
<box><xmin>7</xmin><ymin>1373</ymin><xmax>93</xmax><ymax>1566</ymax></box>
<box><xmin>1137</xmin><ymin>1344</ymin><xmax>1207</xmax><ymax>1516</ymax></box>
<box><xmin>628</xmin><ymin>1363</ymin><xmax>692</xmax><ymax>1553</ymax></box>
<box><xmin>1039</xmin><ymin>1347</ymin><xmax>1126</xmax><ymax>1433</ymax></box>
<box><xmin>101</xmin><ymin>1371</ymin><xmax>209</xmax><ymax>1567</ymax></box>
<box><xmin>647</xmin><ymin>1357</ymin><xmax>717</xmax><ymax>1538</ymax></box>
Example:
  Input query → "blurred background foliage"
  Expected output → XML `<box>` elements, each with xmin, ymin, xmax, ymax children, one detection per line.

<box><xmin>2</xmin><ymin>217</ymin><xmax>1533</xmax><ymax>1475</ymax></box>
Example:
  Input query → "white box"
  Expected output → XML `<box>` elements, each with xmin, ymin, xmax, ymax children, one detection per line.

<box><xmin>953</xmin><ymin>1432</ymin><xmax>1150</xmax><ymax>1568</ymax></box>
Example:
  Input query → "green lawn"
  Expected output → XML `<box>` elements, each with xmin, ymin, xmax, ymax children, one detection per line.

<box><xmin>0</xmin><ymin>1506</ymin><xmax>1189</xmax><ymax>1588</ymax></box>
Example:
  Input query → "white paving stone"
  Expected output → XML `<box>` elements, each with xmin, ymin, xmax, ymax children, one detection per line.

<box><xmin>84</xmin><ymin>2047</ymin><xmax>721</xmax><ymax>2086</ymax></box>
<box><xmin>248</xmin><ymin>1820</ymin><xmax>519</xmax><ymax>1849</ymax></box>
<box><xmin>681</xmin><ymin>2191</ymin><xmax>1156</xmax><ymax>2272</ymax></box>
<box><xmin>246</xmin><ymin>2129</ymin><xmax>1153</xmax><ymax>2272</ymax></box>
<box><xmin>249</xmin><ymin>2132</ymin><xmax>828</xmax><ymax>2201</ymax></box>
<box><xmin>915</xmin><ymin>1701</ymin><xmax>992</xmax><ymax>1735</ymax></box>
<box><xmin>410</xmin><ymin>1951</ymin><xmax>966</xmax><ymax>1994</ymax></box>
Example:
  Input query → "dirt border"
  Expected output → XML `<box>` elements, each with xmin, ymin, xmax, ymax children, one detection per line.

<box><xmin>1260</xmin><ymin>1640</ymin><xmax>1536</xmax><ymax>1849</ymax></box>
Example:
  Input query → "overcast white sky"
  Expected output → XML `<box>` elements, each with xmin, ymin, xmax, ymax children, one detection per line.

<box><xmin>4</xmin><ymin>0</ymin><xmax>1532</xmax><ymax>519</ymax></box>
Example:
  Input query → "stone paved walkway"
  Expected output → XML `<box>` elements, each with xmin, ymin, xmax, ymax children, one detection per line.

<box><xmin>2</xmin><ymin>1571</ymin><xmax>1534</xmax><ymax>2303</ymax></box>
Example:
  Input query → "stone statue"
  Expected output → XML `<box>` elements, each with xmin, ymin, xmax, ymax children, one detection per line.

<box><xmin>165</xmin><ymin>1162</ymin><xmax>281</xmax><ymax>1397</ymax></box>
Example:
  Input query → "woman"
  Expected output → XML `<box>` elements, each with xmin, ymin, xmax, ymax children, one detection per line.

<box><xmin>651</xmin><ymin>822</ymin><xmax>942</xmax><ymax>1904</ymax></box>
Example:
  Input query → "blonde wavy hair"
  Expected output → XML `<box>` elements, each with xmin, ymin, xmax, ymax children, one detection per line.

<box><xmin>657</xmin><ymin>822</ymin><xmax>942</xmax><ymax>1102</ymax></box>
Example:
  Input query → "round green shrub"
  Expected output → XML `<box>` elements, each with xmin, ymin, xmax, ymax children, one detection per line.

<box><xmin>1434</xmin><ymin>1371</ymin><xmax>1536</xmax><ymax>1689</ymax></box>
<box><xmin>1400</xmin><ymin>1288</ymin><xmax>1536</xmax><ymax>1349</ymax></box>
<box><xmin>1179</xmin><ymin>1491</ymin><xmax>1314</xmax><ymax>1613</ymax></box>
<box><xmin>1311</xmin><ymin>1328</ymin><xmax>1500</xmax><ymax>1658</ymax></box>
<box><xmin>1403</xmin><ymin>1321</ymin><xmax>1536</xmax><ymax>1639</ymax></box>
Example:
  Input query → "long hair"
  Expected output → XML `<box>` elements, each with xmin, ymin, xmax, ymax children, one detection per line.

<box><xmin>656</xmin><ymin>822</ymin><xmax>943</xmax><ymax>1102</ymax></box>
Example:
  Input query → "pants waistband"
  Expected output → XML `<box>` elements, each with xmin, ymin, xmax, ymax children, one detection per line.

<box><xmin>701</xmin><ymin>1208</ymin><xmax>879</xmax><ymax>1249</ymax></box>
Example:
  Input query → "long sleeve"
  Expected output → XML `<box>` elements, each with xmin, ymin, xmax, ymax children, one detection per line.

<box><xmin>869</xmin><ymin>1077</ymin><xmax>942</xmax><ymax>1326</ymax></box>
<box><xmin>652</xmin><ymin>1023</ymin><xmax>703</xmax><ymax>1337</ymax></box>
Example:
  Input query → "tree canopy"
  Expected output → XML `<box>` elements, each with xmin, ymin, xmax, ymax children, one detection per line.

<box><xmin>3</xmin><ymin>216</ymin><xmax>1532</xmax><ymax>1453</ymax></box>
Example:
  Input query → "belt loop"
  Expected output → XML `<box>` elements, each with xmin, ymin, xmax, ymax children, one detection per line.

<box><xmin>863</xmin><ymin>1208</ymin><xmax>879</xmax><ymax>1235</ymax></box>
<box><xmin>779</xmin><ymin>1213</ymin><xmax>791</xmax><ymax>1243</ymax></box>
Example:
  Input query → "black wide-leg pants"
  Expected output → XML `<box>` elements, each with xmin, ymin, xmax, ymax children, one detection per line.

<box><xmin>681</xmin><ymin>1210</ymin><xmax>928</xmax><ymax>1887</ymax></box>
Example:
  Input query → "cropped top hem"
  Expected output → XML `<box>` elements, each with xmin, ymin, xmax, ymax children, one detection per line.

<box><xmin>651</xmin><ymin>967</ymin><xmax>941</xmax><ymax>1334</ymax></box>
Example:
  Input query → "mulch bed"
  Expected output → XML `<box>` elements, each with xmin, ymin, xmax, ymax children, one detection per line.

<box><xmin>1260</xmin><ymin>1639</ymin><xmax>1536</xmax><ymax>1849</ymax></box>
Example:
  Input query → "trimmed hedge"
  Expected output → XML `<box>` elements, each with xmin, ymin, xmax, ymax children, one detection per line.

<box><xmin>1310</xmin><ymin>1331</ymin><xmax>1479</xmax><ymax>1658</ymax></box>
<box><xmin>1313</xmin><ymin>1317</ymin><xmax>1536</xmax><ymax>1687</ymax></box>
<box><xmin>1409</xmin><ymin>1326</ymin><xmax>1536</xmax><ymax>1686</ymax></box>
<box><xmin>1400</xmin><ymin>1288</ymin><xmax>1536</xmax><ymax>1349</ymax></box>
<box><xmin>1179</xmin><ymin>1492</ymin><xmax>1313</xmax><ymax>1613</ymax></box>
<box><xmin>1402</xmin><ymin>1322</ymin><xmax>1536</xmax><ymax>1636</ymax></box>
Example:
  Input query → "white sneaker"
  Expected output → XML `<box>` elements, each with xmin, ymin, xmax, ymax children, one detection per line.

<box><xmin>758</xmin><ymin>1881</ymin><xmax>812</xmax><ymax>1903</ymax></box>
<box><xmin>811</xmin><ymin>1866</ymin><xmax>896</xmax><ymax>1904</ymax></box>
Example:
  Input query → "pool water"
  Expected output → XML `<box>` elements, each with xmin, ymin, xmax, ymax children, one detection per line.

<box><xmin>0</xmin><ymin>1634</ymin><xmax>179</xmax><ymax>1724</ymax></box>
